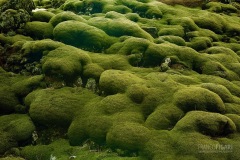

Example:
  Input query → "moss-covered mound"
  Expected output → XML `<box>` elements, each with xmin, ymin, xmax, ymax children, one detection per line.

<box><xmin>1</xmin><ymin>0</ymin><xmax>240</xmax><ymax>159</ymax></box>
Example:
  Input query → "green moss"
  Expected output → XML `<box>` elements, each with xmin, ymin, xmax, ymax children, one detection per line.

<box><xmin>0</xmin><ymin>86</ymin><xmax>19</xmax><ymax>114</ymax></box>
<box><xmin>53</xmin><ymin>20</ymin><xmax>116</xmax><ymax>52</ymax></box>
<box><xmin>173</xmin><ymin>111</ymin><xmax>236</xmax><ymax>136</ymax></box>
<box><xmin>200</xmin><ymin>83</ymin><xmax>233</xmax><ymax>103</ymax></box>
<box><xmin>192</xmin><ymin>13</ymin><xmax>226</xmax><ymax>34</ymax></box>
<box><xmin>24</xmin><ymin>22</ymin><xmax>53</xmax><ymax>39</ymax></box>
<box><xmin>0</xmin><ymin>34</ymin><xmax>32</xmax><ymax>45</ymax></box>
<box><xmin>212</xmin><ymin>42</ymin><xmax>240</xmax><ymax>53</ymax></box>
<box><xmin>225</xmin><ymin>103</ymin><xmax>240</xmax><ymax>115</ymax></box>
<box><xmin>21</xmin><ymin>145</ymin><xmax>53</xmax><ymax>160</ymax></box>
<box><xmin>49</xmin><ymin>11</ymin><xmax>86</xmax><ymax>27</ymax></box>
<box><xmin>225</xmin><ymin>114</ymin><xmax>240</xmax><ymax>132</ymax></box>
<box><xmin>174</xmin><ymin>86</ymin><xmax>225</xmax><ymax>113</ymax></box>
<box><xmin>99</xmin><ymin>94</ymin><xmax>138</xmax><ymax>115</ymax></box>
<box><xmin>26</xmin><ymin>87</ymin><xmax>97</xmax><ymax>127</ymax></box>
<box><xmin>186</xmin><ymin>29</ymin><xmax>219</xmax><ymax>42</ymax></box>
<box><xmin>158</xmin><ymin>25</ymin><xmax>185</xmax><ymax>37</ymax></box>
<box><xmin>21</xmin><ymin>39</ymin><xmax>64</xmax><ymax>62</ymax></box>
<box><xmin>89</xmin><ymin>53</ymin><xmax>131</xmax><ymax>70</ymax></box>
<box><xmin>126</xmin><ymin>84</ymin><xmax>149</xmax><ymax>104</ymax></box>
<box><xmin>103</xmin><ymin>5</ymin><xmax>132</xmax><ymax>14</ymax></box>
<box><xmin>106</xmin><ymin>122</ymin><xmax>151</xmax><ymax>151</ymax></box>
<box><xmin>106</xmin><ymin>37</ymin><xmax>150</xmax><ymax>55</ymax></box>
<box><xmin>169</xmin><ymin>17</ymin><xmax>199</xmax><ymax>32</ymax></box>
<box><xmin>155</xmin><ymin>36</ymin><xmax>186</xmax><ymax>46</ymax></box>
<box><xmin>83</xmin><ymin>63</ymin><xmax>104</xmax><ymax>81</ymax></box>
<box><xmin>12</xmin><ymin>75</ymin><xmax>44</xmax><ymax>97</ymax></box>
<box><xmin>32</xmin><ymin>10</ymin><xmax>55</xmax><ymax>22</ymax></box>
<box><xmin>42</xmin><ymin>45</ymin><xmax>91</xmax><ymax>85</ymax></box>
<box><xmin>99</xmin><ymin>70</ymin><xmax>143</xmax><ymax>95</ymax></box>
<box><xmin>201</xmin><ymin>61</ymin><xmax>239</xmax><ymax>81</ymax></box>
<box><xmin>145</xmin><ymin>104</ymin><xmax>184</xmax><ymax>130</ymax></box>
<box><xmin>187</xmin><ymin>37</ymin><xmax>212</xmax><ymax>51</ymax></box>
<box><xmin>87</xmin><ymin>17</ymin><xmax>153</xmax><ymax>41</ymax></box>
<box><xmin>125</xmin><ymin>13</ymin><xmax>141</xmax><ymax>22</ymax></box>
<box><xmin>0</xmin><ymin>157</ymin><xmax>25</xmax><ymax>160</ymax></box>
<box><xmin>198</xmin><ymin>75</ymin><xmax>240</xmax><ymax>97</ymax></box>
<box><xmin>0</xmin><ymin>114</ymin><xmax>35</xmax><ymax>154</ymax></box>
<box><xmin>111</xmin><ymin>111</ymin><xmax>144</xmax><ymax>124</ymax></box>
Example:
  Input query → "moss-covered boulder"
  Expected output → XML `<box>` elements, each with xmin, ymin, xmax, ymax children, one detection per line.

<box><xmin>49</xmin><ymin>11</ymin><xmax>86</xmax><ymax>27</ymax></box>
<box><xmin>173</xmin><ymin>111</ymin><xmax>236</xmax><ymax>136</ymax></box>
<box><xmin>0</xmin><ymin>114</ymin><xmax>35</xmax><ymax>154</ymax></box>
<box><xmin>87</xmin><ymin>17</ymin><xmax>153</xmax><ymax>41</ymax></box>
<box><xmin>99</xmin><ymin>70</ymin><xmax>143</xmax><ymax>95</ymax></box>
<box><xmin>53</xmin><ymin>20</ymin><xmax>116</xmax><ymax>52</ymax></box>
<box><xmin>24</xmin><ymin>22</ymin><xmax>54</xmax><ymax>39</ymax></box>
<box><xmin>41</xmin><ymin>45</ymin><xmax>91</xmax><ymax>85</ymax></box>
<box><xmin>106</xmin><ymin>122</ymin><xmax>151</xmax><ymax>151</ymax></box>
<box><xmin>32</xmin><ymin>10</ymin><xmax>55</xmax><ymax>22</ymax></box>
<box><xmin>174</xmin><ymin>87</ymin><xmax>225</xmax><ymax>113</ymax></box>
<box><xmin>0</xmin><ymin>86</ymin><xmax>19</xmax><ymax>114</ymax></box>
<box><xmin>25</xmin><ymin>87</ymin><xmax>98</xmax><ymax>127</ymax></box>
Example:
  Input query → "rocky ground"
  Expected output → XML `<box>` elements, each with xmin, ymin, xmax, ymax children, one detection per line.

<box><xmin>0</xmin><ymin>0</ymin><xmax>240</xmax><ymax>159</ymax></box>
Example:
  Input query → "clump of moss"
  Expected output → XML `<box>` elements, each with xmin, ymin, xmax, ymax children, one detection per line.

<box><xmin>26</xmin><ymin>87</ymin><xmax>97</xmax><ymax>127</ymax></box>
<box><xmin>187</xmin><ymin>37</ymin><xmax>212</xmax><ymax>51</ymax></box>
<box><xmin>24</xmin><ymin>22</ymin><xmax>54</xmax><ymax>39</ymax></box>
<box><xmin>0</xmin><ymin>86</ymin><xmax>19</xmax><ymax>114</ymax></box>
<box><xmin>174</xmin><ymin>86</ymin><xmax>225</xmax><ymax>113</ymax></box>
<box><xmin>103</xmin><ymin>5</ymin><xmax>132</xmax><ymax>14</ymax></box>
<box><xmin>87</xmin><ymin>17</ymin><xmax>153</xmax><ymax>41</ymax></box>
<box><xmin>0</xmin><ymin>34</ymin><xmax>32</xmax><ymax>45</ymax></box>
<box><xmin>106</xmin><ymin>122</ymin><xmax>151</xmax><ymax>151</ymax></box>
<box><xmin>200</xmin><ymin>83</ymin><xmax>233</xmax><ymax>103</ymax></box>
<box><xmin>99</xmin><ymin>70</ymin><xmax>143</xmax><ymax>95</ymax></box>
<box><xmin>145</xmin><ymin>104</ymin><xmax>184</xmax><ymax>130</ymax></box>
<box><xmin>0</xmin><ymin>114</ymin><xmax>35</xmax><ymax>154</ymax></box>
<box><xmin>53</xmin><ymin>20</ymin><xmax>116</xmax><ymax>52</ymax></box>
<box><xmin>83</xmin><ymin>63</ymin><xmax>104</xmax><ymax>83</ymax></box>
<box><xmin>155</xmin><ymin>35</ymin><xmax>186</xmax><ymax>46</ymax></box>
<box><xmin>49</xmin><ymin>11</ymin><xmax>86</xmax><ymax>27</ymax></box>
<box><xmin>173</xmin><ymin>111</ymin><xmax>236</xmax><ymax>136</ymax></box>
<box><xmin>126</xmin><ymin>84</ymin><xmax>149</xmax><ymax>104</ymax></box>
<box><xmin>41</xmin><ymin>45</ymin><xmax>91</xmax><ymax>85</ymax></box>
<box><xmin>158</xmin><ymin>25</ymin><xmax>185</xmax><ymax>37</ymax></box>
<box><xmin>169</xmin><ymin>17</ymin><xmax>199</xmax><ymax>32</ymax></box>
<box><xmin>32</xmin><ymin>10</ymin><xmax>55</xmax><ymax>22</ymax></box>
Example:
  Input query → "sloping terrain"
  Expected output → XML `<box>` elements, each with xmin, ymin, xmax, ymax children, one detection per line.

<box><xmin>0</xmin><ymin>0</ymin><xmax>240</xmax><ymax>159</ymax></box>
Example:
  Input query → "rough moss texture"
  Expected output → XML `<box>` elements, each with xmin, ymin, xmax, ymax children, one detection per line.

<box><xmin>1</xmin><ymin>0</ymin><xmax>240</xmax><ymax>159</ymax></box>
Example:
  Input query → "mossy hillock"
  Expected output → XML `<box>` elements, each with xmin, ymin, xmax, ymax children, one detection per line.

<box><xmin>1</xmin><ymin>0</ymin><xmax>240</xmax><ymax>159</ymax></box>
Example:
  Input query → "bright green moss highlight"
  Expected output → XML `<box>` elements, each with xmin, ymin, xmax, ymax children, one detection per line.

<box><xmin>26</xmin><ymin>87</ymin><xmax>97</xmax><ymax>127</ymax></box>
<box><xmin>106</xmin><ymin>122</ymin><xmax>151</xmax><ymax>151</ymax></box>
<box><xmin>174</xmin><ymin>86</ymin><xmax>225</xmax><ymax>113</ymax></box>
<box><xmin>49</xmin><ymin>11</ymin><xmax>86</xmax><ymax>27</ymax></box>
<box><xmin>53</xmin><ymin>20</ymin><xmax>116</xmax><ymax>52</ymax></box>
<box><xmin>169</xmin><ymin>17</ymin><xmax>199</xmax><ymax>32</ymax></box>
<box><xmin>173</xmin><ymin>111</ymin><xmax>236</xmax><ymax>136</ymax></box>
<box><xmin>32</xmin><ymin>11</ymin><xmax>55</xmax><ymax>22</ymax></box>
<box><xmin>42</xmin><ymin>45</ymin><xmax>91</xmax><ymax>85</ymax></box>
<box><xmin>24</xmin><ymin>22</ymin><xmax>54</xmax><ymax>39</ymax></box>
<box><xmin>99</xmin><ymin>70</ymin><xmax>143</xmax><ymax>95</ymax></box>
<box><xmin>103</xmin><ymin>5</ymin><xmax>132</xmax><ymax>14</ymax></box>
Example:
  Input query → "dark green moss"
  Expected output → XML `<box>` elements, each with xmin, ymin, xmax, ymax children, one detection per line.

<box><xmin>24</xmin><ymin>21</ymin><xmax>53</xmax><ymax>39</ymax></box>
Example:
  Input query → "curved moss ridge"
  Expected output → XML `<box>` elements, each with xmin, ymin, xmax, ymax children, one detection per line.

<box><xmin>1</xmin><ymin>0</ymin><xmax>240</xmax><ymax>159</ymax></box>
